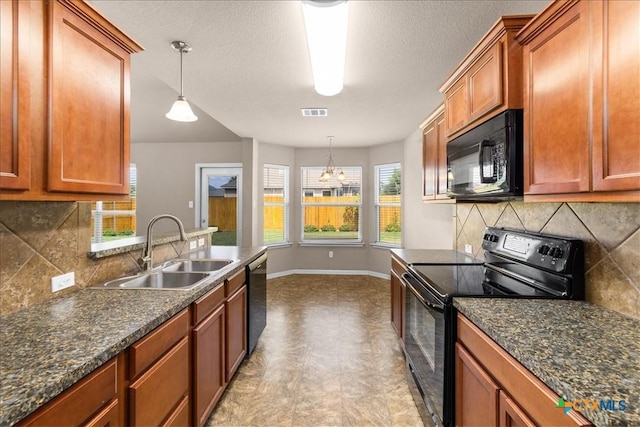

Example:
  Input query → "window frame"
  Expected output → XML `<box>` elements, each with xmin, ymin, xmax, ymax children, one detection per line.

<box><xmin>263</xmin><ymin>164</ymin><xmax>290</xmax><ymax>246</ymax></box>
<box><xmin>91</xmin><ymin>163</ymin><xmax>137</xmax><ymax>245</ymax></box>
<box><xmin>374</xmin><ymin>162</ymin><xmax>402</xmax><ymax>247</ymax></box>
<box><xmin>300</xmin><ymin>166</ymin><xmax>363</xmax><ymax>245</ymax></box>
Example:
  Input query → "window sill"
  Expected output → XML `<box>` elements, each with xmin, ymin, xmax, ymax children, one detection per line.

<box><xmin>298</xmin><ymin>241</ymin><xmax>365</xmax><ymax>247</ymax></box>
<box><xmin>88</xmin><ymin>228</ymin><xmax>213</xmax><ymax>259</ymax></box>
<box><xmin>370</xmin><ymin>242</ymin><xmax>402</xmax><ymax>249</ymax></box>
<box><xmin>265</xmin><ymin>242</ymin><xmax>293</xmax><ymax>249</ymax></box>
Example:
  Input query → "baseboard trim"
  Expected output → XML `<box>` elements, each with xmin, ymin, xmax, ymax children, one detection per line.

<box><xmin>267</xmin><ymin>269</ymin><xmax>390</xmax><ymax>281</ymax></box>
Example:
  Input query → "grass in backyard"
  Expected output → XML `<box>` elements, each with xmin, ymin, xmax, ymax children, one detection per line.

<box><xmin>211</xmin><ymin>230</ymin><xmax>237</xmax><ymax>246</ymax></box>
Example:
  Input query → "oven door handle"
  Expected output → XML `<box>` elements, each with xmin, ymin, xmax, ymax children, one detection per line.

<box><xmin>401</xmin><ymin>273</ymin><xmax>445</xmax><ymax>313</ymax></box>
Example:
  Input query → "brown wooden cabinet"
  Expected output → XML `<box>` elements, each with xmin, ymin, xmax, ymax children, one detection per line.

<box><xmin>516</xmin><ymin>0</ymin><xmax>640</xmax><ymax>202</ymax></box>
<box><xmin>193</xmin><ymin>286</ymin><xmax>226</xmax><ymax>427</ymax></box>
<box><xmin>390</xmin><ymin>255</ymin><xmax>406</xmax><ymax>343</ymax></box>
<box><xmin>0</xmin><ymin>0</ymin><xmax>142</xmax><ymax>201</ymax></box>
<box><xmin>0</xmin><ymin>0</ymin><xmax>31</xmax><ymax>191</ymax></box>
<box><xmin>225</xmin><ymin>283</ymin><xmax>247</xmax><ymax>381</ymax></box>
<box><xmin>440</xmin><ymin>15</ymin><xmax>533</xmax><ymax>140</ymax></box>
<box><xmin>18</xmin><ymin>356</ymin><xmax>124</xmax><ymax>426</ymax></box>
<box><xmin>420</xmin><ymin>105</ymin><xmax>451</xmax><ymax>202</ymax></box>
<box><xmin>456</xmin><ymin>314</ymin><xmax>591</xmax><ymax>427</ymax></box>
<box><xmin>128</xmin><ymin>309</ymin><xmax>190</xmax><ymax>427</ymax></box>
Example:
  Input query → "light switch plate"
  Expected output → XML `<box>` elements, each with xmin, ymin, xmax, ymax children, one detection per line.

<box><xmin>198</xmin><ymin>238</ymin><xmax>205</xmax><ymax>247</ymax></box>
<box><xmin>51</xmin><ymin>272</ymin><xmax>75</xmax><ymax>293</ymax></box>
<box><xmin>464</xmin><ymin>244</ymin><xmax>473</xmax><ymax>254</ymax></box>
<box><xmin>189</xmin><ymin>241</ymin><xmax>197</xmax><ymax>250</ymax></box>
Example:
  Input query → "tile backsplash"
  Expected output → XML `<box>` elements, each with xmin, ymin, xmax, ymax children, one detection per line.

<box><xmin>0</xmin><ymin>201</ymin><xmax>192</xmax><ymax>315</ymax></box>
<box><xmin>456</xmin><ymin>202</ymin><xmax>640</xmax><ymax>320</ymax></box>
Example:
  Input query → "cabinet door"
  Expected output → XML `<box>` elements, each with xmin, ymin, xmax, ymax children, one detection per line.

<box><xmin>129</xmin><ymin>337</ymin><xmax>189</xmax><ymax>427</ymax></box>
<box><xmin>435</xmin><ymin>114</ymin><xmax>449</xmax><ymax>198</ymax></box>
<box><xmin>591</xmin><ymin>0</ymin><xmax>640</xmax><ymax>192</ymax></box>
<box><xmin>390</xmin><ymin>270</ymin><xmax>402</xmax><ymax>338</ymax></box>
<box><xmin>0</xmin><ymin>0</ymin><xmax>31</xmax><ymax>190</ymax></box>
<box><xmin>193</xmin><ymin>304</ymin><xmax>226</xmax><ymax>427</ymax></box>
<box><xmin>445</xmin><ymin>79</ymin><xmax>468</xmax><ymax>137</ymax></box>
<box><xmin>422</xmin><ymin>122</ymin><xmax>437</xmax><ymax>200</ymax></box>
<box><xmin>48</xmin><ymin>0</ymin><xmax>131</xmax><ymax>195</ymax></box>
<box><xmin>499</xmin><ymin>391</ymin><xmax>536</xmax><ymax>427</ymax></box>
<box><xmin>225</xmin><ymin>285</ymin><xmax>247</xmax><ymax>381</ymax></box>
<box><xmin>455</xmin><ymin>343</ymin><xmax>499</xmax><ymax>427</ymax></box>
<box><xmin>523</xmin><ymin>1</ymin><xmax>591</xmax><ymax>195</ymax></box>
<box><xmin>468</xmin><ymin>42</ymin><xmax>503</xmax><ymax>122</ymax></box>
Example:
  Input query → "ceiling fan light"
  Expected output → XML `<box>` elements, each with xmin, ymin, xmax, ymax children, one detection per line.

<box><xmin>166</xmin><ymin>96</ymin><xmax>198</xmax><ymax>122</ymax></box>
<box><xmin>302</xmin><ymin>0</ymin><xmax>349</xmax><ymax>96</ymax></box>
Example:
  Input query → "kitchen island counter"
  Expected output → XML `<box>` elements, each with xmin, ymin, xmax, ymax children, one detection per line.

<box><xmin>454</xmin><ymin>298</ymin><xmax>640</xmax><ymax>426</ymax></box>
<box><xmin>0</xmin><ymin>246</ymin><xmax>266</xmax><ymax>426</ymax></box>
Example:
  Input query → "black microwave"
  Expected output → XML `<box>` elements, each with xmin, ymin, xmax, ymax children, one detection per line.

<box><xmin>446</xmin><ymin>109</ymin><xmax>523</xmax><ymax>201</ymax></box>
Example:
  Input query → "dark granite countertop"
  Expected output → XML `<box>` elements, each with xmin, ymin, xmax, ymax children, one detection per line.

<box><xmin>0</xmin><ymin>246</ymin><xmax>266</xmax><ymax>426</ymax></box>
<box><xmin>391</xmin><ymin>248</ymin><xmax>483</xmax><ymax>266</ymax></box>
<box><xmin>454</xmin><ymin>298</ymin><xmax>640</xmax><ymax>426</ymax></box>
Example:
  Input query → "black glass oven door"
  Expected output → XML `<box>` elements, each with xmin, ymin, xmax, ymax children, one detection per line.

<box><xmin>402</xmin><ymin>273</ymin><xmax>446</xmax><ymax>426</ymax></box>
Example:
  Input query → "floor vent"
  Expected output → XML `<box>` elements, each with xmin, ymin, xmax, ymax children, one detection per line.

<box><xmin>301</xmin><ymin>108</ymin><xmax>328</xmax><ymax>117</ymax></box>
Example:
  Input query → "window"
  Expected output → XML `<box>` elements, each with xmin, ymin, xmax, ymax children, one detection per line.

<box><xmin>263</xmin><ymin>164</ymin><xmax>289</xmax><ymax>245</ymax></box>
<box><xmin>301</xmin><ymin>166</ymin><xmax>362</xmax><ymax>243</ymax></box>
<box><xmin>375</xmin><ymin>163</ymin><xmax>401</xmax><ymax>246</ymax></box>
<box><xmin>91</xmin><ymin>164</ymin><xmax>137</xmax><ymax>243</ymax></box>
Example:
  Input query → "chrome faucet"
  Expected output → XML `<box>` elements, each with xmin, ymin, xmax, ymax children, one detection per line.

<box><xmin>138</xmin><ymin>214</ymin><xmax>187</xmax><ymax>271</ymax></box>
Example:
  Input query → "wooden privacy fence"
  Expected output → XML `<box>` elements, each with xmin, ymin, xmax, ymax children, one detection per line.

<box><xmin>209</xmin><ymin>197</ymin><xmax>237</xmax><ymax>231</ymax></box>
<box><xmin>90</xmin><ymin>200</ymin><xmax>136</xmax><ymax>233</ymax></box>
<box><xmin>263</xmin><ymin>195</ymin><xmax>401</xmax><ymax>230</ymax></box>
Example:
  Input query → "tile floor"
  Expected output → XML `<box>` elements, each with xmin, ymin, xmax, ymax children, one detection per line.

<box><xmin>206</xmin><ymin>274</ymin><xmax>424</xmax><ymax>427</ymax></box>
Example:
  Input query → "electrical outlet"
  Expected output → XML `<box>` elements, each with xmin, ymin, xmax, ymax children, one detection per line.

<box><xmin>464</xmin><ymin>244</ymin><xmax>473</xmax><ymax>254</ymax></box>
<box><xmin>189</xmin><ymin>240</ymin><xmax>197</xmax><ymax>250</ymax></box>
<box><xmin>329</xmin><ymin>251</ymin><xmax>334</xmax><ymax>258</ymax></box>
<box><xmin>51</xmin><ymin>272</ymin><xmax>75</xmax><ymax>293</ymax></box>
<box><xmin>198</xmin><ymin>238</ymin><xmax>205</xmax><ymax>247</ymax></box>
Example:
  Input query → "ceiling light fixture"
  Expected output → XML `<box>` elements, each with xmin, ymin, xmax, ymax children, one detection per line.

<box><xmin>320</xmin><ymin>136</ymin><xmax>345</xmax><ymax>182</ymax></box>
<box><xmin>302</xmin><ymin>0</ymin><xmax>349</xmax><ymax>96</ymax></box>
<box><xmin>166</xmin><ymin>41</ymin><xmax>198</xmax><ymax>122</ymax></box>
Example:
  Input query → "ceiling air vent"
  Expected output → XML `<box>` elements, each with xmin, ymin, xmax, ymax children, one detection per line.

<box><xmin>301</xmin><ymin>108</ymin><xmax>328</xmax><ymax>117</ymax></box>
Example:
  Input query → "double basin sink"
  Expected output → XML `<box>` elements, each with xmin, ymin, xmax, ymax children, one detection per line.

<box><xmin>93</xmin><ymin>259</ymin><xmax>235</xmax><ymax>291</ymax></box>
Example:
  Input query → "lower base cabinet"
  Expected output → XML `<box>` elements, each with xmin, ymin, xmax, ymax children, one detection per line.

<box><xmin>390</xmin><ymin>255</ymin><xmax>406</xmax><ymax>343</ymax></box>
<box><xmin>18</xmin><ymin>356</ymin><xmax>123</xmax><ymax>426</ymax></box>
<box><xmin>225</xmin><ymin>284</ymin><xmax>247</xmax><ymax>381</ymax></box>
<box><xmin>456</xmin><ymin>314</ymin><xmax>591</xmax><ymax>427</ymax></box>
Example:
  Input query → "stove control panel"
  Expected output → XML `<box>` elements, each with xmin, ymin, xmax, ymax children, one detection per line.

<box><xmin>482</xmin><ymin>227</ymin><xmax>583</xmax><ymax>274</ymax></box>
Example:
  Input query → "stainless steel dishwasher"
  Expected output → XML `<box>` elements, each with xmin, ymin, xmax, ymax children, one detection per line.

<box><xmin>246</xmin><ymin>252</ymin><xmax>267</xmax><ymax>355</ymax></box>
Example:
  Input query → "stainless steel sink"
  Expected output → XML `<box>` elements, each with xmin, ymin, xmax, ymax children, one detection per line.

<box><xmin>95</xmin><ymin>271</ymin><xmax>210</xmax><ymax>290</ymax></box>
<box><xmin>161</xmin><ymin>259</ymin><xmax>234</xmax><ymax>273</ymax></box>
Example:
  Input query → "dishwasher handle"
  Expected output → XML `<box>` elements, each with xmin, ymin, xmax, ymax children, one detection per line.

<box><xmin>248</xmin><ymin>252</ymin><xmax>267</xmax><ymax>271</ymax></box>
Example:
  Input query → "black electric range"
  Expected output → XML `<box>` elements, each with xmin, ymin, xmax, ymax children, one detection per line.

<box><xmin>403</xmin><ymin>227</ymin><xmax>585</xmax><ymax>427</ymax></box>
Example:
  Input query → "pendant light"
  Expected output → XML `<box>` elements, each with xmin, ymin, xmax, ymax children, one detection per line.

<box><xmin>319</xmin><ymin>136</ymin><xmax>346</xmax><ymax>182</ymax></box>
<box><xmin>166</xmin><ymin>41</ymin><xmax>198</xmax><ymax>122</ymax></box>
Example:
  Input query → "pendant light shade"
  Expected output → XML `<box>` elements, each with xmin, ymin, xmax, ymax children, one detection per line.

<box><xmin>319</xmin><ymin>136</ymin><xmax>345</xmax><ymax>182</ymax></box>
<box><xmin>166</xmin><ymin>41</ymin><xmax>198</xmax><ymax>122</ymax></box>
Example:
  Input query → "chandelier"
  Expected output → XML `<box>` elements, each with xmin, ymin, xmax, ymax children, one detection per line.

<box><xmin>320</xmin><ymin>136</ymin><xmax>345</xmax><ymax>182</ymax></box>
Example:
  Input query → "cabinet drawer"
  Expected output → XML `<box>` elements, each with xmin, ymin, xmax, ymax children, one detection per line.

<box><xmin>19</xmin><ymin>358</ymin><xmax>117</xmax><ymax>426</ymax></box>
<box><xmin>193</xmin><ymin>285</ymin><xmax>225</xmax><ymax>325</ymax></box>
<box><xmin>163</xmin><ymin>395</ymin><xmax>190</xmax><ymax>427</ymax></box>
<box><xmin>391</xmin><ymin>256</ymin><xmax>407</xmax><ymax>277</ymax></box>
<box><xmin>85</xmin><ymin>399</ymin><xmax>119</xmax><ymax>427</ymax></box>
<box><xmin>129</xmin><ymin>309</ymin><xmax>189</xmax><ymax>379</ymax></box>
<box><xmin>129</xmin><ymin>336</ymin><xmax>189</xmax><ymax>427</ymax></box>
<box><xmin>225</xmin><ymin>269</ymin><xmax>245</xmax><ymax>297</ymax></box>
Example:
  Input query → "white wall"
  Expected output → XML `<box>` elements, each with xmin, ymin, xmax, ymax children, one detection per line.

<box><xmin>131</xmin><ymin>141</ymin><xmax>243</xmax><ymax>234</ymax></box>
<box><xmin>402</xmin><ymin>127</ymin><xmax>455</xmax><ymax>249</ymax></box>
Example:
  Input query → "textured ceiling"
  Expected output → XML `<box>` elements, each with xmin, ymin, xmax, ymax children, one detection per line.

<box><xmin>90</xmin><ymin>0</ymin><xmax>547</xmax><ymax>147</ymax></box>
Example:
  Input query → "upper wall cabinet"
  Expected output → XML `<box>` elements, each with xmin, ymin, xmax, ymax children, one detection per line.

<box><xmin>439</xmin><ymin>15</ymin><xmax>534</xmax><ymax>140</ymax></box>
<box><xmin>0</xmin><ymin>0</ymin><xmax>143</xmax><ymax>201</ymax></box>
<box><xmin>420</xmin><ymin>105</ymin><xmax>451</xmax><ymax>202</ymax></box>
<box><xmin>517</xmin><ymin>0</ymin><xmax>640</xmax><ymax>202</ymax></box>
